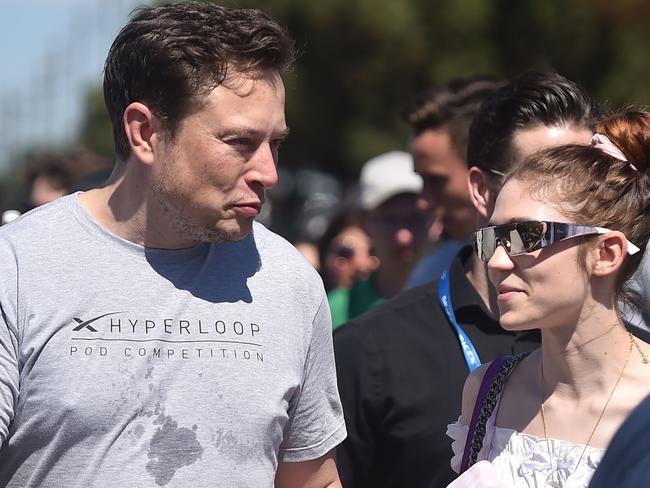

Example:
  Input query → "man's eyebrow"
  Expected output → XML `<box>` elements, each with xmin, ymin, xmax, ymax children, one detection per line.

<box><xmin>218</xmin><ymin>127</ymin><xmax>290</xmax><ymax>138</ymax></box>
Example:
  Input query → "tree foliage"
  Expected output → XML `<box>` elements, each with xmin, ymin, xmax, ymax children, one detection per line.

<box><xmin>75</xmin><ymin>0</ymin><xmax>650</xmax><ymax>179</ymax></box>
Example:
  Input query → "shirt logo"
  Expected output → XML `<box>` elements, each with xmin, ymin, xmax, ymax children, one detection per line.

<box><xmin>72</xmin><ymin>312</ymin><xmax>122</xmax><ymax>332</ymax></box>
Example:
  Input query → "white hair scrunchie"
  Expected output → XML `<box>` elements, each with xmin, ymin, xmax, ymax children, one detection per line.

<box><xmin>590</xmin><ymin>133</ymin><xmax>640</xmax><ymax>173</ymax></box>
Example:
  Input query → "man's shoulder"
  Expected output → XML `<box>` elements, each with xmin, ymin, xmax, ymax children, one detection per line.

<box><xmin>251</xmin><ymin>221</ymin><xmax>322</xmax><ymax>281</ymax></box>
<box><xmin>406</xmin><ymin>239</ymin><xmax>465</xmax><ymax>289</ymax></box>
<box><xmin>334</xmin><ymin>280</ymin><xmax>442</xmax><ymax>341</ymax></box>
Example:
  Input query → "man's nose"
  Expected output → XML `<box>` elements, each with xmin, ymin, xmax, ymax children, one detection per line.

<box><xmin>249</xmin><ymin>143</ymin><xmax>279</xmax><ymax>189</ymax></box>
<box><xmin>395</xmin><ymin>228</ymin><xmax>414</xmax><ymax>247</ymax></box>
<box><xmin>416</xmin><ymin>194</ymin><xmax>431</xmax><ymax>212</ymax></box>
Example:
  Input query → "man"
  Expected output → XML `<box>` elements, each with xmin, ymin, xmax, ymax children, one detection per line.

<box><xmin>334</xmin><ymin>71</ymin><xmax>596</xmax><ymax>488</ymax></box>
<box><xmin>328</xmin><ymin>151</ymin><xmax>426</xmax><ymax>326</ymax></box>
<box><xmin>25</xmin><ymin>148</ymin><xmax>112</xmax><ymax>209</ymax></box>
<box><xmin>359</xmin><ymin>151</ymin><xmax>428</xmax><ymax>297</ymax></box>
<box><xmin>0</xmin><ymin>3</ymin><xmax>345</xmax><ymax>487</ymax></box>
<box><xmin>401</xmin><ymin>76</ymin><xmax>506</xmax><ymax>289</ymax></box>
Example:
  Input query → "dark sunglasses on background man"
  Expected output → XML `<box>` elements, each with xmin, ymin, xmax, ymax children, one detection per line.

<box><xmin>472</xmin><ymin>220</ymin><xmax>641</xmax><ymax>262</ymax></box>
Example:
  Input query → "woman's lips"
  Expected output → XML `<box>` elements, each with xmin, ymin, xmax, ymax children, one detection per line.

<box><xmin>497</xmin><ymin>286</ymin><xmax>524</xmax><ymax>301</ymax></box>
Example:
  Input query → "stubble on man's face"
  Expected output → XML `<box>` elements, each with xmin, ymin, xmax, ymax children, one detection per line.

<box><xmin>150</xmin><ymin>158</ymin><xmax>236</xmax><ymax>244</ymax></box>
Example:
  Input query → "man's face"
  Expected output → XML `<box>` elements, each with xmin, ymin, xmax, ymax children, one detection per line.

<box><xmin>365</xmin><ymin>193</ymin><xmax>427</xmax><ymax>268</ymax></box>
<box><xmin>410</xmin><ymin>128</ymin><xmax>475</xmax><ymax>241</ymax></box>
<box><xmin>151</xmin><ymin>70</ymin><xmax>287</xmax><ymax>244</ymax></box>
<box><xmin>30</xmin><ymin>175</ymin><xmax>67</xmax><ymax>208</ymax></box>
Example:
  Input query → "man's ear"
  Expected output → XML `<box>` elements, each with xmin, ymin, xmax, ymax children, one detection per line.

<box><xmin>468</xmin><ymin>166</ymin><xmax>492</xmax><ymax>219</ymax></box>
<box><xmin>591</xmin><ymin>231</ymin><xmax>627</xmax><ymax>277</ymax></box>
<box><xmin>123</xmin><ymin>102</ymin><xmax>160</xmax><ymax>166</ymax></box>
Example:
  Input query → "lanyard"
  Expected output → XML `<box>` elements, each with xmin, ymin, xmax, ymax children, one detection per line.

<box><xmin>438</xmin><ymin>268</ymin><xmax>481</xmax><ymax>372</ymax></box>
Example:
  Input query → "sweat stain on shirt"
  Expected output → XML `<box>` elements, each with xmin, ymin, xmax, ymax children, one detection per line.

<box><xmin>146</xmin><ymin>415</ymin><xmax>203</xmax><ymax>486</ymax></box>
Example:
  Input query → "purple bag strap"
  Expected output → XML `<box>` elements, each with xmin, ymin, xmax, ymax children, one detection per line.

<box><xmin>459</xmin><ymin>355</ymin><xmax>509</xmax><ymax>473</ymax></box>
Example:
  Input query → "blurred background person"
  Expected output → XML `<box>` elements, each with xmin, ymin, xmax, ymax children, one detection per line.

<box><xmin>401</xmin><ymin>75</ymin><xmax>507</xmax><ymax>288</ymax></box>
<box><xmin>358</xmin><ymin>150</ymin><xmax>427</xmax><ymax>300</ymax></box>
<box><xmin>25</xmin><ymin>148</ymin><xmax>112</xmax><ymax>209</ymax></box>
<box><xmin>293</xmin><ymin>240</ymin><xmax>321</xmax><ymax>271</ymax></box>
<box><xmin>318</xmin><ymin>211</ymin><xmax>379</xmax><ymax>328</ymax></box>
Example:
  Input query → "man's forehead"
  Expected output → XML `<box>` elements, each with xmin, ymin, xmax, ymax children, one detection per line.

<box><xmin>411</xmin><ymin>128</ymin><xmax>465</xmax><ymax>173</ymax></box>
<box><xmin>220</xmin><ymin>68</ymin><xmax>284</xmax><ymax>94</ymax></box>
<box><xmin>512</xmin><ymin>124</ymin><xmax>593</xmax><ymax>161</ymax></box>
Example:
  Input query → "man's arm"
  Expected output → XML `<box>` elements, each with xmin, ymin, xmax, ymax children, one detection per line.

<box><xmin>275</xmin><ymin>449</ymin><xmax>341</xmax><ymax>488</ymax></box>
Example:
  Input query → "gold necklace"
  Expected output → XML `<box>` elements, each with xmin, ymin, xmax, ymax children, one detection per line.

<box><xmin>629</xmin><ymin>331</ymin><xmax>649</xmax><ymax>363</ymax></box>
<box><xmin>539</xmin><ymin>332</ymin><xmax>634</xmax><ymax>486</ymax></box>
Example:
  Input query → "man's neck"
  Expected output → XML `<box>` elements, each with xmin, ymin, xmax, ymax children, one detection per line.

<box><xmin>463</xmin><ymin>252</ymin><xmax>498</xmax><ymax>315</ymax></box>
<box><xmin>78</xmin><ymin>163</ymin><xmax>197</xmax><ymax>249</ymax></box>
<box><xmin>375</xmin><ymin>264</ymin><xmax>409</xmax><ymax>300</ymax></box>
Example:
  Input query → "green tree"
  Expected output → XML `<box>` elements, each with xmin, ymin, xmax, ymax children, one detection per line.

<box><xmin>76</xmin><ymin>0</ymin><xmax>650</xmax><ymax>178</ymax></box>
<box><xmin>78</xmin><ymin>87</ymin><xmax>115</xmax><ymax>160</ymax></box>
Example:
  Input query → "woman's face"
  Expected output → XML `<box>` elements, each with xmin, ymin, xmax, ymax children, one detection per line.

<box><xmin>487</xmin><ymin>179</ymin><xmax>591</xmax><ymax>331</ymax></box>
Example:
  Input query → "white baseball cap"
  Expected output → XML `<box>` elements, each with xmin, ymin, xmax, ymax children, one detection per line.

<box><xmin>359</xmin><ymin>151</ymin><xmax>423</xmax><ymax>210</ymax></box>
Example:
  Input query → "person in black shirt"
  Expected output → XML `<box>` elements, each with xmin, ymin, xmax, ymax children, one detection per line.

<box><xmin>334</xmin><ymin>71</ymin><xmax>598</xmax><ymax>488</ymax></box>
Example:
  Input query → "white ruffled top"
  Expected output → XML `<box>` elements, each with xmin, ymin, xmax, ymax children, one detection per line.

<box><xmin>447</xmin><ymin>416</ymin><xmax>604</xmax><ymax>488</ymax></box>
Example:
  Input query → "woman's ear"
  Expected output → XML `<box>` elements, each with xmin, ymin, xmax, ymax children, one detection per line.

<box><xmin>591</xmin><ymin>231</ymin><xmax>627</xmax><ymax>277</ymax></box>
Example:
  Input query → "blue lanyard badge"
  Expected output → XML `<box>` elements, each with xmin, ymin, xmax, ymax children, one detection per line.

<box><xmin>438</xmin><ymin>269</ymin><xmax>481</xmax><ymax>372</ymax></box>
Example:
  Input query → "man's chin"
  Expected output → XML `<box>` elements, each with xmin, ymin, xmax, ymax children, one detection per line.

<box><xmin>204</xmin><ymin>220</ymin><xmax>253</xmax><ymax>243</ymax></box>
<box><xmin>396</xmin><ymin>249</ymin><xmax>416</xmax><ymax>263</ymax></box>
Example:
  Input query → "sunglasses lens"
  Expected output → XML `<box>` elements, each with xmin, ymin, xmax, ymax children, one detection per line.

<box><xmin>509</xmin><ymin>221</ymin><xmax>546</xmax><ymax>254</ymax></box>
<box><xmin>336</xmin><ymin>244</ymin><xmax>355</xmax><ymax>259</ymax></box>
<box><xmin>473</xmin><ymin>227</ymin><xmax>496</xmax><ymax>261</ymax></box>
<box><xmin>474</xmin><ymin>221</ymin><xmax>547</xmax><ymax>261</ymax></box>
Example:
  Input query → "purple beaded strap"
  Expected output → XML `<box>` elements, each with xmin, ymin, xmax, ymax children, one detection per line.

<box><xmin>459</xmin><ymin>356</ymin><xmax>509</xmax><ymax>473</ymax></box>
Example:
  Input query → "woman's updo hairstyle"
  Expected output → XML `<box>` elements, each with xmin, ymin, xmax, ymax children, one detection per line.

<box><xmin>506</xmin><ymin>108</ymin><xmax>650</xmax><ymax>311</ymax></box>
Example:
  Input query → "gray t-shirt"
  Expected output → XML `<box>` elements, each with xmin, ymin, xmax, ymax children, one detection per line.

<box><xmin>0</xmin><ymin>194</ymin><xmax>345</xmax><ymax>487</ymax></box>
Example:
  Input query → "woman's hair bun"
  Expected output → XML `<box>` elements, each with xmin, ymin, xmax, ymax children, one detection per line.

<box><xmin>596</xmin><ymin>109</ymin><xmax>650</xmax><ymax>175</ymax></box>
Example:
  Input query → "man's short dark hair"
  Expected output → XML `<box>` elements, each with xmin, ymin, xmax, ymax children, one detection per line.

<box><xmin>401</xmin><ymin>75</ymin><xmax>507</xmax><ymax>162</ymax></box>
<box><xmin>103</xmin><ymin>1</ymin><xmax>296</xmax><ymax>161</ymax></box>
<box><xmin>467</xmin><ymin>71</ymin><xmax>599</xmax><ymax>176</ymax></box>
<box><xmin>25</xmin><ymin>148</ymin><xmax>112</xmax><ymax>189</ymax></box>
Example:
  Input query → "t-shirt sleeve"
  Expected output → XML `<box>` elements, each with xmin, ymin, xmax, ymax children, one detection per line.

<box><xmin>0</xmin><ymin>239</ymin><xmax>19</xmax><ymax>445</ymax></box>
<box><xmin>278</xmin><ymin>293</ymin><xmax>347</xmax><ymax>462</ymax></box>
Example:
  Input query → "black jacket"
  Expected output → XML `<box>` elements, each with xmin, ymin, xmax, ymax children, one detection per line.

<box><xmin>334</xmin><ymin>246</ymin><xmax>540</xmax><ymax>488</ymax></box>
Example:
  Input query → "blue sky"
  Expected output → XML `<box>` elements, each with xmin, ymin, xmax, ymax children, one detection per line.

<box><xmin>0</xmin><ymin>0</ymin><xmax>147</xmax><ymax>172</ymax></box>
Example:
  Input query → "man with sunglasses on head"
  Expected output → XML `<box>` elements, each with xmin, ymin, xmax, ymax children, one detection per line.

<box><xmin>333</xmin><ymin>71</ymin><xmax>596</xmax><ymax>488</ymax></box>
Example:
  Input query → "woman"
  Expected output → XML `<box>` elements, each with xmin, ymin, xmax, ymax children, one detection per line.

<box><xmin>447</xmin><ymin>109</ymin><xmax>650</xmax><ymax>487</ymax></box>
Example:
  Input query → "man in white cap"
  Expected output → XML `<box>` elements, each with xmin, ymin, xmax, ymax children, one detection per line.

<box><xmin>339</xmin><ymin>151</ymin><xmax>427</xmax><ymax>317</ymax></box>
<box><xmin>359</xmin><ymin>150</ymin><xmax>427</xmax><ymax>296</ymax></box>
